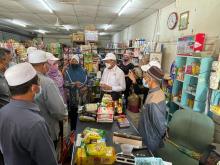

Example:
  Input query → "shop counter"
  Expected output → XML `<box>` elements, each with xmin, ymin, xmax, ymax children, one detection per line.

<box><xmin>71</xmin><ymin>116</ymin><xmax>153</xmax><ymax>165</ymax></box>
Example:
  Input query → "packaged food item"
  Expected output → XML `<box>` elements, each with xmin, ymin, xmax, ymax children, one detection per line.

<box><xmin>97</xmin><ymin>107</ymin><xmax>114</xmax><ymax>123</ymax></box>
<box><xmin>83</xmin><ymin>132</ymin><xmax>102</xmax><ymax>144</ymax></box>
<box><xmin>79</xmin><ymin>115</ymin><xmax>96</xmax><ymax>122</ymax></box>
<box><xmin>102</xmin><ymin>147</ymin><xmax>116</xmax><ymax>164</ymax></box>
<box><xmin>75</xmin><ymin>147</ymin><xmax>87</xmax><ymax>165</ymax></box>
<box><xmin>101</xmin><ymin>94</ymin><xmax>113</xmax><ymax>106</ymax></box>
<box><xmin>85</xmin><ymin>103</ymin><xmax>98</xmax><ymax>113</ymax></box>
<box><xmin>75</xmin><ymin>146</ymin><xmax>116</xmax><ymax>165</ymax></box>
<box><xmin>83</xmin><ymin>127</ymin><xmax>106</xmax><ymax>137</ymax></box>
<box><xmin>86</xmin><ymin>143</ymin><xmax>106</xmax><ymax>156</ymax></box>
<box><xmin>117</xmin><ymin>117</ymin><xmax>130</xmax><ymax>128</ymax></box>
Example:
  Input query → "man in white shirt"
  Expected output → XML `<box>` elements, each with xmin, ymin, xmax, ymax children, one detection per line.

<box><xmin>100</xmin><ymin>53</ymin><xmax>126</xmax><ymax>100</ymax></box>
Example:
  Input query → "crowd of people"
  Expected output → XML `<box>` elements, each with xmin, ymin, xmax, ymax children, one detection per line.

<box><xmin>0</xmin><ymin>47</ymin><xmax>167</xmax><ymax>165</ymax></box>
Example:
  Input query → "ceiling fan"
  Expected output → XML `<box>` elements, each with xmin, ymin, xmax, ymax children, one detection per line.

<box><xmin>34</xmin><ymin>17</ymin><xmax>73</xmax><ymax>32</ymax></box>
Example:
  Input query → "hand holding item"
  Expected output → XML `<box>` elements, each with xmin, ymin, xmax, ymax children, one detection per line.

<box><xmin>128</xmin><ymin>70</ymin><xmax>136</xmax><ymax>84</ymax></box>
<box><xmin>100</xmin><ymin>83</ymin><xmax>112</xmax><ymax>91</ymax></box>
<box><xmin>75</xmin><ymin>81</ymin><xmax>82</xmax><ymax>88</ymax></box>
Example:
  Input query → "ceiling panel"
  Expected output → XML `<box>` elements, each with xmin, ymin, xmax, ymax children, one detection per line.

<box><xmin>59</xmin><ymin>16</ymin><xmax>77</xmax><ymax>24</ymax></box>
<box><xmin>135</xmin><ymin>8</ymin><xmax>156</xmax><ymax>19</ymax></box>
<box><xmin>50</xmin><ymin>3</ymin><xmax>75</xmax><ymax>15</ymax></box>
<box><xmin>119</xmin><ymin>7</ymin><xmax>145</xmax><ymax>18</ymax></box>
<box><xmin>75</xmin><ymin>0</ymin><xmax>100</xmax><ymax>6</ymax></box>
<box><xmin>131</xmin><ymin>0</ymin><xmax>159</xmax><ymax>8</ymax></box>
<box><xmin>112</xmin><ymin>17</ymin><xmax>132</xmax><ymax>24</ymax></box>
<box><xmin>97</xmin><ymin>6</ymin><xmax>118</xmax><ymax>18</ymax></box>
<box><xmin>95</xmin><ymin>17</ymin><xmax>113</xmax><ymax>24</ymax></box>
<box><xmin>0</xmin><ymin>0</ymin><xmax>175</xmax><ymax>34</ymax></box>
<box><xmin>14</xmin><ymin>0</ymin><xmax>54</xmax><ymax>14</ymax></box>
<box><xmin>74</xmin><ymin>5</ymin><xmax>98</xmax><ymax>17</ymax></box>
<box><xmin>150</xmin><ymin>0</ymin><xmax>175</xmax><ymax>9</ymax></box>
<box><xmin>0</xmin><ymin>0</ymin><xmax>28</xmax><ymax>12</ymax></box>
<box><xmin>100</xmin><ymin>0</ymin><xmax>127</xmax><ymax>8</ymax></box>
<box><xmin>37</xmin><ymin>14</ymin><xmax>57</xmax><ymax>24</ymax></box>
<box><xmin>77</xmin><ymin>16</ymin><xmax>95</xmax><ymax>24</ymax></box>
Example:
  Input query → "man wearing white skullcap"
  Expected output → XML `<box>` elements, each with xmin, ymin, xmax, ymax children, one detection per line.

<box><xmin>28</xmin><ymin>50</ymin><xmax>68</xmax><ymax>147</ymax></box>
<box><xmin>0</xmin><ymin>62</ymin><xmax>58</xmax><ymax>165</ymax></box>
<box><xmin>26</xmin><ymin>46</ymin><xmax>37</xmax><ymax>55</ymax></box>
<box><xmin>100</xmin><ymin>53</ymin><xmax>126</xmax><ymax>100</ymax></box>
<box><xmin>0</xmin><ymin>47</ymin><xmax>12</xmax><ymax>165</ymax></box>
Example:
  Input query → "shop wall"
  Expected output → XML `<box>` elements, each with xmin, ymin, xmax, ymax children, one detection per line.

<box><xmin>38</xmin><ymin>34</ymin><xmax>112</xmax><ymax>48</ymax></box>
<box><xmin>0</xmin><ymin>31</ymin><xmax>32</xmax><ymax>41</ymax></box>
<box><xmin>112</xmin><ymin>0</ymin><xmax>220</xmax><ymax>73</ymax></box>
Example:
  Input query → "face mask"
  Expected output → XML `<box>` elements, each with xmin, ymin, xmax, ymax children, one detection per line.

<box><xmin>8</xmin><ymin>62</ymin><xmax>16</xmax><ymax>68</ymax></box>
<box><xmin>71</xmin><ymin>64</ymin><xmax>78</xmax><ymax>68</ymax></box>
<box><xmin>142</xmin><ymin>78</ymin><xmax>149</xmax><ymax>88</ymax></box>
<box><xmin>105</xmin><ymin>63</ymin><xmax>111</xmax><ymax>69</ymax></box>
<box><xmin>34</xmin><ymin>86</ymin><xmax>42</xmax><ymax>100</ymax></box>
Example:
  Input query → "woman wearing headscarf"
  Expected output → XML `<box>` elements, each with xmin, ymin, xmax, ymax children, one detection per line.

<box><xmin>46</xmin><ymin>52</ymin><xmax>66</xmax><ymax>104</ymax></box>
<box><xmin>64</xmin><ymin>55</ymin><xmax>88</xmax><ymax>130</ymax></box>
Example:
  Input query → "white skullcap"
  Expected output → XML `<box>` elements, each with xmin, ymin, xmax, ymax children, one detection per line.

<box><xmin>28</xmin><ymin>50</ymin><xmax>47</xmax><ymax>64</ymax></box>
<box><xmin>5</xmin><ymin>62</ymin><xmax>37</xmax><ymax>86</ymax></box>
<box><xmin>27</xmin><ymin>47</ymin><xmax>37</xmax><ymax>55</ymax></box>
<box><xmin>70</xmin><ymin>55</ymin><xmax>79</xmax><ymax>63</ymax></box>
<box><xmin>46</xmin><ymin>52</ymin><xmax>59</xmax><ymax>61</ymax></box>
<box><xmin>103</xmin><ymin>53</ymin><xmax>116</xmax><ymax>61</ymax></box>
<box><xmin>141</xmin><ymin>60</ymin><xmax>161</xmax><ymax>72</ymax></box>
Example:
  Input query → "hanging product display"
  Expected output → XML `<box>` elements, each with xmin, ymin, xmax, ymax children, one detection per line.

<box><xmin>83</xmin><ymin>52</ymin><xmax>99</xmax><ymax>73</ymax></box>
<box><xmin>177</xmin><ymin>33</ymin><xmax>205</xmax><ymax>56</ymax></box>
<box><xmin>0</xmin><ymin>39</ymin><xmax>27</xmax><ymax>62</ymax></box>
<box><xmin>46</xmin><ymin>43</ymin><xmax>62</xmax><ymax>57</ymax></box>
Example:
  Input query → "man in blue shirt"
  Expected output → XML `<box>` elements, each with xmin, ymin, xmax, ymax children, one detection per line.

<box><xmin>0</xmin><ymin>62</ymin><xmax>58</xmax><ymax>165</ymax></box>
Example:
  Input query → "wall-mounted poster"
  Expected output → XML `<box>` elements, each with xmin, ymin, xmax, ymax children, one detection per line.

<box><xmin>179</xmin><ymin>11</ymin><xmax>189</xmax><ymax>30</ymax></box>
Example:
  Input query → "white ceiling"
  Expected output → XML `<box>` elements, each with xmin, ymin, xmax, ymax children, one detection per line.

<box><xmin>0</xmin><ymin>0</ymin><xmax>175</xmax><ymax>35</ymax></box>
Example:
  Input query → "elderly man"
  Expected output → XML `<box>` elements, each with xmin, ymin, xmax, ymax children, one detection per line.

<box><xmin>0</xmin><ymin>62</ymin><xmax>58</xmax><ymax>165</ymax></box>
<box><xmin>28</xmin><ymin>50</ymin><xmax>68</xmax><ymax>148</ymax></box>
<box><xmin>138</xmin><ymin>65</ymin><xmax>167</xmax><ymax>153</ymax></box>
<box><xmin>100</xmin><ymin>53</ymin><xmax>126</xmax><ymax>101</ymax></box>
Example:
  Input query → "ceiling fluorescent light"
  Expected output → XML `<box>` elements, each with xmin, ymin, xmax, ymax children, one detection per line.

<box><xmin>11</xmin><ymin>20</ymin><xmax>27</xmax><ymax>27</ymax></box>
<box><xmin>99</xmin><ymin>32</ymin><xmax>107</xmax><ymax>36</ymax></box>
<box><xmin>63</xmin><ymin>25</ymin><xmax>72</xmax><ymax>31</ymax></box>
<box><xmin>35</xmin><ymin>29</ymin><xmax>48</xmax><ymax>34</ymax></box>
<box><xmin>104</xmin><ymin>24</ymin><xmax>111</xmax><ymax>30</ymax></box>
<box><xmin>38</xmin><ymin>0</ymin><xmax>53</xmax><ymax>13</ymax></box>
<box><xmin>118</xmin><ymin>0</ymin><xmax>133</xmax><ymax>16</ymax></box>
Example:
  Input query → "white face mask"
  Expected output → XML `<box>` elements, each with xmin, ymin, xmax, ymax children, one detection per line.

<box><xmin>142</xmin><ymin>78</ymin><xmax>149</xmax><ymax>88</ymax></box>
<box><xmin>8</xmin><ymin>62</ymin><xmax>16</xmax><ymax>68</ymax></box>
<box><xmin>34</xmin><ymin>86</ymin><xmax>42</xmax><ymax>100</ymax></box>
<box><xmin>105</xmin><ymin>63</ymin><xmax>111</xmax><ymax>69</ymax></box>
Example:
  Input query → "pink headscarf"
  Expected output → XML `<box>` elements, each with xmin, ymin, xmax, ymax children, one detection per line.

<box><xmin>47</xmin><ymin>60</ymin><xmax>63</xmax><ymax>87</ymax></box>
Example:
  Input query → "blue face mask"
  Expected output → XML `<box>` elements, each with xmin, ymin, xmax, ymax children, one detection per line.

<box><xmin>142</xmin><ymin>78</ymin><xmax>149</xmax><ymax>88</ymax></box>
